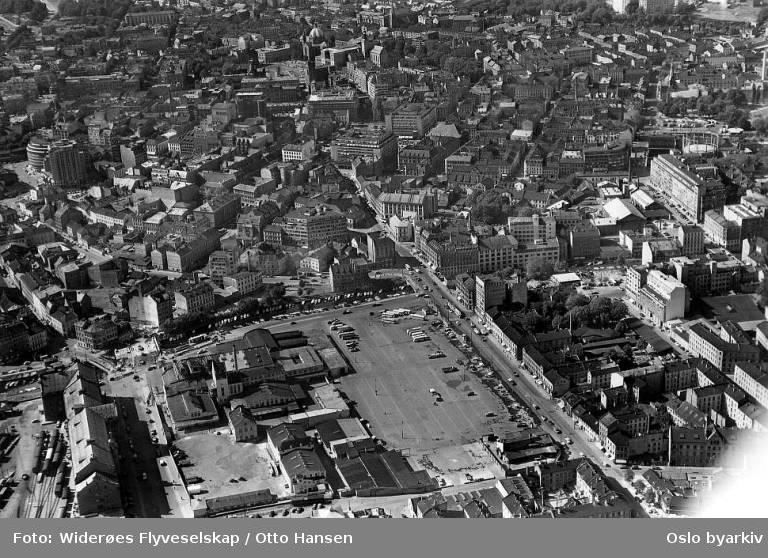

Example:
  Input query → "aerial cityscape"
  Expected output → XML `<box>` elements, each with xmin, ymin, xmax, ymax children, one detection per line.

<box><xmin>0</xmin><ymin>0</ymin><xmax>767</xmax><ymax>520</ymax></box>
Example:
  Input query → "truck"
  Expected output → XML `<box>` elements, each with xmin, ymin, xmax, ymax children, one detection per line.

<box><xmin>187</xmin><ymin>484</ymin><xmax>205</xmax><ymax>496</ymax></box>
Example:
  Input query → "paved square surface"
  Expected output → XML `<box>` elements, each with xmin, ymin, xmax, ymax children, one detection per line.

<box><xmin>336</xmin><ymin>314</ymin><xmax>516</xmax><ymax>452</ymax></box>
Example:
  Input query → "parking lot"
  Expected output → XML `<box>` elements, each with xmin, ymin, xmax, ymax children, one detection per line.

<box><xmin>334</xmin><ymin>312</ymin><xmax>516</xmax><ymax>454</ymax></box>
<box><xmin>174</xmin><ymin>435</ymin><xmax>291</xmax><ymax>504</ymax></box>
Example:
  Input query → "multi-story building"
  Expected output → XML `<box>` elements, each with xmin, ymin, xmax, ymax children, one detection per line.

<box><xmin>569</xmin><ymin>223</ymin><xmax>601</xmax><ymax>260</ymax></box>
<box><xmin>562</xmin><ymin>45</ymin><xmax>594</xmax><ymax>66</ymax></box>
<box><xmin>631</xmin><ymin>269</ymin><xmax>689</xmax><ymax>325</ymax></box>
<box><xmin>667</xmin><ymin>426</ymin><xmax>728</xmax><ymax>467</ymax></box>
<box><xmin>256</xmin><ymin>45</ymin><xmax>292</xmax><ymax>64</ymax></box>
<box><xmin>687</xmin><ymin>322</ymin><xmax>760</xmax><ymax>375</ymax></box>
<box><xmin>222</xmin><ymin>271</ymin><xmax>262</xmax><ymax>295</ymax></box>
<box><xmin>704</xmin><ymin>204</ymin><xmax>768</xmax><ymax>253</ymax></box>
<box><xmin>733</xmin><ymin>362</ymin><xmax>768</xmax><ymax>409</ymax></box>
<box><xmin>234</xmin><ymin>179</ymin><xmax>277</xmax><ymax>208</ymax></box>
<box><xmin>127</xmin><ymin>289</ymin><xmax>173</xmax><ymax>329</ymax></box>
<box><xmin>397</xmin><ymin>139</ymin><xmax>447</xmax><ymax>177</ymax></box>
<box><xmin>649</xmin><ymin>154</ymin><xmax>726</xmax><ymax>223</ymax></box>
<box><xmin>377</xmin><ymin>191</ymin><xmax>437</xmax><ymax>221</ymax></box>
<box><xmin>421</xmin><ymin>237</ymin><xmax>479</xmax><ymax>280</ymax></box>
<box><xmin>330</xmin><ymin>125</ymin><xmax>398</xmax><ymax>173</ymax></box>
<box><xmin>384</xmin><ymin>103</ymin><xmax>437</xmax><ymax>138</ymax></box>
<box><xmin>703</xmin><ymin>209</ymin><xmax>741</xmax><ymax>252</ymax></box>
<box><xmin>46</xmin><ymin>140</ymin><xmax>88</xmax><ymax>187</ymax></box>
<box><xmin>475</xmin><ymin>274</ymin><xmax>506</xmax><ymax>313</ymax></box>
<box><xmin>307</xmin><ymin>89</ymin><xmax>358</xmax><ymax>123</ymax></box>
<box><xmin>366</xmin><ymin>234</ymin><xmax>396</xmax><ymax>267</ymax></box>
<box><xmin>174</xmin><ymin>282</ymin><xmax>215</xmax><ymax>315</ymax></box>
<box><xmin>330</xmin><ymin>261</ymin><xmax>374</xmax><ymax>293</ymax></box>
<box><xmin>164</xmin><ymin>233</ymin><xmax>221</xmax><ymax>273</ymax></box>
<box><xmin>477</xmin><ymin>236</ymin><xmax>518</xmax><ymax>273</ymax></box>
<box><xmin>512</xmin><ymin>239</ymin><xmax>560</xmax><ymax>270</ymax></box>
<box><xmin>677</xmin><ymin>225</ymin><xmax>705</xmax><ymax>256</ymax></box>
<box><xmin>208</xmin><ymin>250</ymin><xmax>238</xmax><ymax>286</ymax></box>
<box><xmin>507</xmin><ymin>214</ymin><xmax>557</xmax><ymax>244</ymax></box>
<box><xmin>639</xmin><ymin>0</ymin><xmax>675</xmax><ymax>14</ymax></box>
<box><xmin>124</xmin><ymin>10</ymin><xmax>175</xmax><ymax>25</ymax></box>
<box><xmin>282</xmin><ymin>140</ymin><xmax>315</xmax><ymax>162</ymax></box>
<box><xmin>670</xmin><ymin>255</ymin><xmax>745</xmax><ymax>297</ymax></box>
<box><xmin>193</xmin><ymin>194</ymin><xmax>241</xmax><ymax>228</ymax></box>
<box><xmin>283</xmin><ymin>207</ymin><xmax>349</xmax><ymax>249</ymax></box>
<box><xmin>74</xmin><ymin>315</ymin><xmax>119</xmax><ymax>350</ymax></box>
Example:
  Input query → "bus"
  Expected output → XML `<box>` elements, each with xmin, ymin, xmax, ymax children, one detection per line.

<box><xmin>189</xmin><ymin>334</ymin><xmax>208</xmax><ymax>346</ymax></box>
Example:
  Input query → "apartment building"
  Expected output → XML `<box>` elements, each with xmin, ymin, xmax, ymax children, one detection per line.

<box><xmin>687</xmin><ymin>322</ymin><xmax>760</xmax><ymax>375</ymax></box>
<box><xmin>282</xmin><ymin>140</ymin><xmax>315</xmax><ymax>162</ymax></box>
<box><xmin>649</xmin><ymin>154</ymin><xmax>726</xmax><ymax>223</ymax></box>
<box><xmin>75</xmin><ymin>315</ymin><xmax>119</xmax><ymax>350</ymax></box>
<box><xmin>174</xmin><ymin>282</ymin><xmax>215</xmax><ymax>315</ymax></box>
<box><xmin>733</xmin><ymin>362</ymin><xmax>768</xmax><ymax>409</ymax></box>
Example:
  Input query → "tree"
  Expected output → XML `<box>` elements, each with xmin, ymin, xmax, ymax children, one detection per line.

<box><xmin>758</xmin><ymin>6</ymin><xmax>768</xmax><ymax>26</ymax></box>
<box><xmin>643</xmin><ymin>488</ymin><xmax>656</xmax><ymax>504</ymax></box>
<box><xmin>615</xmin><ymin>253</ymin><xmax>627</xmax><ymax>267</ymax></box>
<box><xmin>29</xmin><ymin>1</ymin><xmax>48</xmax><ymax>21</ymax></box>
<box><xmin>565</xmin><ymin>293</ymin><xmax>590</xmax><ymax>310</ymax></box>
<box><xmin>754</xmin><ymin>117</ymin><xmax>768</xmax><ymax>136</ymax></box>
<box><xmin>526</xmin><ymin>258</ymin><xmax>555</xmax><ymax>280</ymax></box>
<box><xmin>623</xmin><ymin>469</ymin><xmax>635</xmax><ymax>483</ymax></box>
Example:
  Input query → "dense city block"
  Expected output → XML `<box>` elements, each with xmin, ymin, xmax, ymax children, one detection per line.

<box><xmin>0</xmin><ymin>0</ymin><xmax>767</xmax><ymax>519</ymax></box>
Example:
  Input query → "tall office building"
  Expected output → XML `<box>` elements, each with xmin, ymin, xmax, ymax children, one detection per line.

<box><xmin>46</xmin><ymin>140</ymin><xmax>88</xmax><ymax>187</ymax></box>
<box><xmin>330</xmin><ymin>124</ymin><xmax>398</xmax><ymax>173</ymax></box>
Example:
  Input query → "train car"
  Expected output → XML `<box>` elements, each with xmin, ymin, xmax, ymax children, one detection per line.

<box><xmin>60</xmin><ymin>485</ymin><xmax>69</xmax><ymax>501</ymax></box>
<box><xmin>49</xmin><ymin>437</ymin><xmax>65</xmax><ymax>473</ymax></box>
<box><xmin>47</xmin><ymin>430</ymin><xmax>59</xmax><ymax>463</ymax></box>
<box><xmin>53</xmin><ymin>464</ymin><xmax>66</xmax><ymax>497</ymax></box>
<box><xmin>41</xmin><ymin>447</ymin><xmax>53</xmax><ymax>475</ymax></box>
<box><xmin>31</xmin><ymin>433</ymin><xmax>45</xmax><ymax>474</ymax></box>
<box><xmin>54</xmin><ymin>504</ymin><xmax>67</xmax><ymax>518</ymax></box>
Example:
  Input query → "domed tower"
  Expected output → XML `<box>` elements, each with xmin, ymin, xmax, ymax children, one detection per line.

<box><xmin>303</xmin><ymin>23</ymin><xmax>325</xmax><ymax>61</ymax></box>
